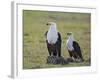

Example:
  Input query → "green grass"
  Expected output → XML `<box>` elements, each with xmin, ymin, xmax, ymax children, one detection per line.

<box><xmin>23</xmin><ymin>10</ymin><xmax>91</xmax><ymax>69</ymax></box>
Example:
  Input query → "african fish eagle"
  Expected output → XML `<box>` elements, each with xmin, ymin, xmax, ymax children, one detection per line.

<box><xmin>45</xmin><ymin>22</ymin><xmax>62</xmax><ymax>57</ymax></box>
<box><xmin>66</xmin><ymin>32</ymin><xmax>84</xmax><ymax>62</ymax></box>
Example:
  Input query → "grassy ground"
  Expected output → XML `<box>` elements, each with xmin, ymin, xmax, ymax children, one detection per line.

<box><xmin>23</xmin><ymin>10</ymin><xmax>91</xmax><ymax>69</ymax></box>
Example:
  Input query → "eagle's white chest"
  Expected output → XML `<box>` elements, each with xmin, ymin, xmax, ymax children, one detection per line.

<box><xmin>66</xmin><ymin>37</ymin><xmax>74</xmax><ymax>51</ymax></box>
<box><xmin>47</xmin><ymin>26</ymin><xmax>58</xmax><ymax>44</ymax></box>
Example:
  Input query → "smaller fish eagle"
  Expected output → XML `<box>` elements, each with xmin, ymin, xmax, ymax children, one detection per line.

<box><xmin>45</xmin><ymin>22</ymin><xmax>62</xmax><ymax>57</ymax></box>
<box><xmin>66</xmin><ymin>32</ymin><xmax>84</xmax><ymax>62</ymax></box>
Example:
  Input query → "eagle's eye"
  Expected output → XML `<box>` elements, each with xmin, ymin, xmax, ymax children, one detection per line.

<box><xmin>67</xmin><ymin>32</ymin><xmax>72</xmax><ymax>35</ymax></box>
<box><xmin>46</xmin><ymin>23</ymin><xmax>49</xmax><ymax>25</ymax></box>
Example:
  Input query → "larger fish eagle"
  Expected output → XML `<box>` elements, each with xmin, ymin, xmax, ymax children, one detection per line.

<box><xmin>45</xmin><ymin>22</ymin><xmax>62</xmax><ymax>57</ymax></box>
<box><xmin>66</xmin><ymin>32</ymin><xmax>84</xmax><ymax>62</ymax></box>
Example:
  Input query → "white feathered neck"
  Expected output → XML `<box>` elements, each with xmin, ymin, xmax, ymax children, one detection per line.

<box><xmin>68</xmin><ymin>35</ymin><xmax>75</xmax><ymax>41</ymax></box>
<box><xmin>47</xmin><ymin>23</ymin><xmax>58</xmax><ymax>44</ymax></box>
<box><xmin>66</xmin><ymin>35</ymin><xmax>75</xmax><ymax>51</ymax></box>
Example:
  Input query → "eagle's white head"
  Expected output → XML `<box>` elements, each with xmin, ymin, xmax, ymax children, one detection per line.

<box><xmin>46</xmin><ymin>22</ymin><xmax>58</xmax><ymax>44</ymax></box>
<box><xmin>46</xmin><ymin>22</ymin><xmax>56</xmax><ymax>27</ymax></box>
<box><xmin>67</xmin><ymin>32</ymin><xmax>74</xmax><ymax>41</ymax></box>
<box><xmin>66</xmin><ymin>32</ymin><xmax>75</xmax><ymax>51</ymax></box>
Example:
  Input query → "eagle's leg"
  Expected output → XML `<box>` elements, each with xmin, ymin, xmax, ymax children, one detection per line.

<box><xmin>71</xmin><ymin>51</ymin><xmax>79</xmax><ymax>61</ymax></box>
<box><xmin>47</xmin><ymin>47</ymin><xmax>52</xmax><ymax>56</ymax></box>
<box><xmin>53</xmin><ymin>49</ymin><xmax>57</xmax><ymax>56</ymax></box>
<box><xmin>68</xmin><ymin>50</ymin><xmax>78</xmax><ymax>61</ymax></box>
<box><xmin>68</xmin><ymin>50</ymin><xmax>73</xmax><ymax>58</ymax></box>
<box><xmin>57</xmin><ymin>44</ymin><xmax>61</xmax><ymax>57</ymax></box>
<box><xmin>68</xmin><ymin>50</ymin><xmax>75</xmax><ymax>61</ymax></box>
<box><xmin>58</xmin><ymin>49</ymin><xmax>61</xmax><ymax>57</ymax></box>
<box><xmin>47</xmin><ymin>44</ymin><xmax>52</xmax><ymax>56</ymax></box>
